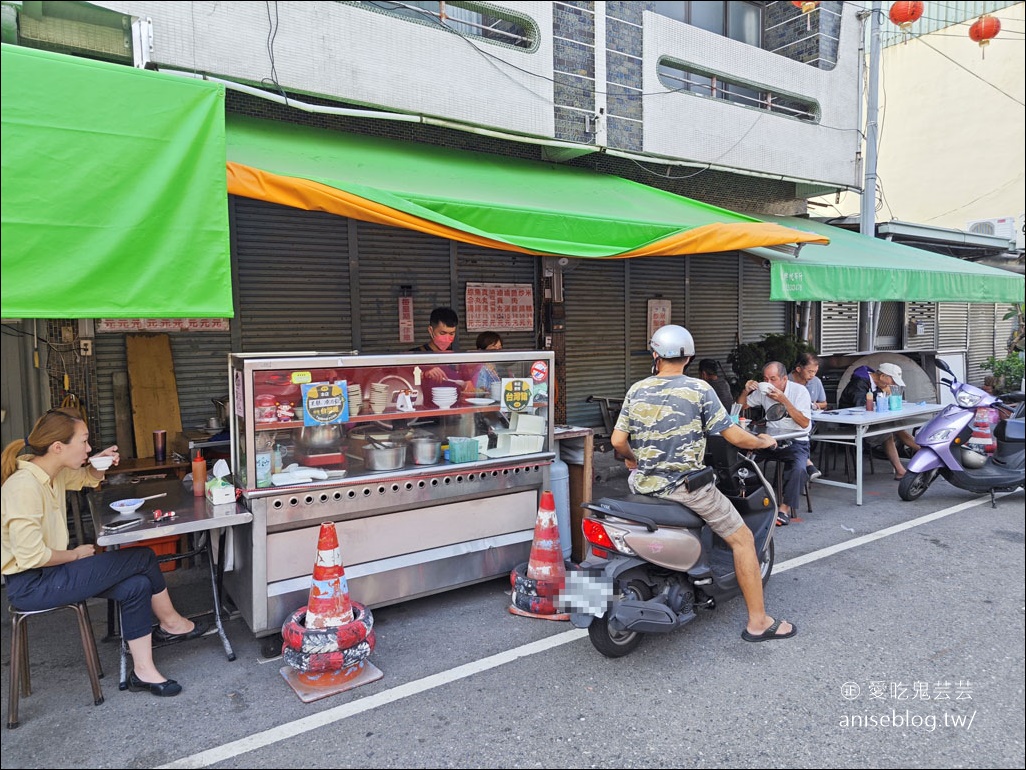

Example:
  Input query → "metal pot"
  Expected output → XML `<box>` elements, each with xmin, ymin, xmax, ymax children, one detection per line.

<box><xmin>298</xmin><ymin>424</ymin><xmax>342</xmax><ymax>451</ymax></box>
<box><xmin>362</xmin><ymin>442</ymin><xmax>407</xmax><ymax>471</ymax></box>
<box><xmin>409</xmin><ymin>437</ymin><xmax>442</xmax><ymax>465</ymax></box>
<box><xmin>212</xmin><ymin>396</ymin><xmax>230</xmax><ymax>426</ymax></box>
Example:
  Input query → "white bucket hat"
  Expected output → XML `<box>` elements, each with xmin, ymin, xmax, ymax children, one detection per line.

<box><xmin>877</xmin><ymin>362</ymin><xmax>905</xmax><ymax>387</ymax></box>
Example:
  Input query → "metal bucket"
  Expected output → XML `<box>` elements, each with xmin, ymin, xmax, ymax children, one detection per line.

<box><xmin>409</xmin><ymin>437</ymin><xmax>442</xmax><ymax>465</ymax></box>
<box><xmin>362</xmin><ymin>442</ymin><xmax>407</xmax><ymax>471</ymax></box>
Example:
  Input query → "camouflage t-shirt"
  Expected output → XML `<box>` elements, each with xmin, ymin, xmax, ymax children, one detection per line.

<box><xmin>614</xmin><ymin>374</ymin><xmax>732</xmax><ymax>495</ymax></box>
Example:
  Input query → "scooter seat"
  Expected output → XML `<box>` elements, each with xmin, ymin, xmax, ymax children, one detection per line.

<box><xmin>1002</xmin><ymin>418</ymin><xmax>1025</xmax><ymax>441</ymax></box>
<box><xmin>592</xmin><ymin>494</ymin><xmax>707</xmax><ymax>529</ymax></box>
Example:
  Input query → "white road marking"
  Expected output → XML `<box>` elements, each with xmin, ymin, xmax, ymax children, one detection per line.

<box><xmin>159</xmin><ymin>495</ymin><xmax>994</xmax><ymax>769</ymax></box>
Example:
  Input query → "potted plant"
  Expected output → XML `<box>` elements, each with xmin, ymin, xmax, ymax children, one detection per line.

<box><xmin>727</xmin><ymin>333</ymin><xmax>817</xmax><ymax>390</ymax></box>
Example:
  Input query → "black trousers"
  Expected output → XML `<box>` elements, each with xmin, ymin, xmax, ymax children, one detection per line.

<box><xmin>5</xmin><ymin>548</ymin><xmax>166</xmax><ymax>641</ymax></box>
<box><xmin>756</xmin><ymin>440</ymin><xmax>810</xmax><ymax>511</ymax></box>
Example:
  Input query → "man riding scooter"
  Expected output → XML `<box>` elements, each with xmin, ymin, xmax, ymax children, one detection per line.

<box><xmin>610</xmin><ymin>324</ymin><xmax>798</xmax><ymax>643</ymax></box>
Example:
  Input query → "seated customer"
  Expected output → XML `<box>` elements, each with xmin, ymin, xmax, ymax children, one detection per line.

<box><xmin>838</xmin><ymin>362</ymin><xmax>920</xmax><ymax>480</ymax></box>
<box><xmin>1</xmin><ymin>409</ymin><xmax>206</xmax><ymax>698</ymax></box>
<box><xmin>738</xmin><ymin>361</ymin><xmax>812</xmax><ymax>526</ymax></box>
<box><xmin>790</xmin><ymin>352</ymin><xmax>827</xmax><ymax>481</ymax></box>
<box><xmin>697</xmin><ymin>359</ymin><xmax>733</xmax><ymax>410</ymax></box>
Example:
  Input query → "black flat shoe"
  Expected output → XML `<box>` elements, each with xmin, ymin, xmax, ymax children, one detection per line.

<box><xmin>152</xmin><ymin>620</ymin><xmax>210</xmax><ymax>644</ymax></box>
<box><xmin>128</xmin><ymin>670</ymin><xmax>182</xmax><ymax>697</ymax></box>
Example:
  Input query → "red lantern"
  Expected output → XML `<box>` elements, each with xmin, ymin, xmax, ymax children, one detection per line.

<box><xmin>969</xmin><ymin>14</ymin><xmax>1001</xmax><ymax>47</ymax></box>
<box><xmin>888</xmin><ymin>2</ymin><xmax>924</xmax><ymax>31</ymax></box>
<box><xmin>791</xmin><ymin>1</ymin><xmax>819</xmax><ymax>12</ymax></box>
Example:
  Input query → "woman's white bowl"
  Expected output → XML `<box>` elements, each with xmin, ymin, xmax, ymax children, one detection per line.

<box><xmin>89</xmin><ymin>456</ymin><xmax>114</xmax><ymax>471</ymax></box>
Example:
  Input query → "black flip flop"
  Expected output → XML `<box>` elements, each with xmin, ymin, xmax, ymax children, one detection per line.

<box><xmin>775</xmin><ymin>512</ymin><xmax>789</xmax><ymax>527</ymax></box>
<box><xmin>742</xmin><ymin>619</ymin><xmax>798</xmax><ymax>642</ymax></box>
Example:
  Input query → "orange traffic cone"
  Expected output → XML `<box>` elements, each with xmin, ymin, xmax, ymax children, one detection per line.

<box><xmin>305</xmin><ymin>522</ymin><xmax>354</xmax><ymax>628</ymax></box>
<box><xmin>509</xmin><ymin>490</ymin><xmax>569</xmax><ymax>621</ymax></box>
<box><xmin>280</xmin><ymin>522</ymin><xmax>383</xmax><ymax>702</ymax></box>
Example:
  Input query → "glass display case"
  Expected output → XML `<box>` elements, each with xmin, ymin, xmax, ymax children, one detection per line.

<box><xmin>228</xmin><ymin>351</ymin><xmax>553</xmax><ymax>490</ymax></box>
<box><xmin>223</xmin><ymin>350</ymin><xmax>555</xmax><ymax>640</ymax></box>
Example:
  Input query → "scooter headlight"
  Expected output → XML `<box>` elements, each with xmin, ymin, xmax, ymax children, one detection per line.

<box><xmin>956</xmin><ymin>390</ymin><xmax>984</xmax><ymax>408</ymax></box>
<box><xmin>924</xmin><ymin>428</ymin><xmax>955</xmax><ymax>443</ymax></box>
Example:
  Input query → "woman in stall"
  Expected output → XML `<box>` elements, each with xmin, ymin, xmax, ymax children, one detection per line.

<box><xmin>1</xmin><ymin>408</ymin><xmax>205</xmax><ymax>697</ymax></box>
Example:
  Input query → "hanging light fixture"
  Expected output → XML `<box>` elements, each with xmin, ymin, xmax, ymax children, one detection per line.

<box><xmin>888</xmin><ymin>2</ymin><xmax>924</xmax><ymax>32</ymax></box>
<box><xmin>969</xmin><ymin>14</ymin><xmax>1001</xmax><ymax>59</ymax></box>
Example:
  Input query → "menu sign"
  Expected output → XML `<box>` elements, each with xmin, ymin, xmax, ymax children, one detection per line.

<box><xmin>465</xmin><ymin>283</ymin><xmax>534</xmax><ymax>331</ymax></box>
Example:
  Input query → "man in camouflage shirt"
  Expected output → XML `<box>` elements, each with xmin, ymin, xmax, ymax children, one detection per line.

<box><xmin>611</xmin><ymin>325</ymin><xmax>797</xmax><ymax>643</ymax></box>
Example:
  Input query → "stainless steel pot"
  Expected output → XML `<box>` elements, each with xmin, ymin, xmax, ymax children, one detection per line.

<box><xmin>298</xmin><ymin>424</ymin><xmax>342</xmax><ymax>451</ymax></box>
<box><xmin>409</xmin><ymin>437</ymin><xmax>441</xmax><ymax>465</ymax></box>
<box><xmin>362</xmin><ymin>442</ymin><xmax>407</xmax><ymax>471</ymax></box>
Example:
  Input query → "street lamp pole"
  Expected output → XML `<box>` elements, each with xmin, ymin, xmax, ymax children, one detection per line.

<box><xmin>858</xmin><ymin>1</ymin><xmax>882</xmax><ymax>352</ymax></box>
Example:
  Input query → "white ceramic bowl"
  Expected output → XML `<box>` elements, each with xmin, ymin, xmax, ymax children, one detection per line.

<box><xmin>88</xmin><ymin>456</ymin><xmax>114</xmax><ymax>472</ymax></box>
<box><xmin>757</xmin><ymin>382</ymin><xmax>774</xmax><ymax>395</ymax></box>
<box><xmin>110</xmin><ymin>498</ymin><xmax>144</xmax><ymax>514</ymax></box>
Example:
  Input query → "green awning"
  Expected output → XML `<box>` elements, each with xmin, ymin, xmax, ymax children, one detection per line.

<box><xmin>1</xmin><ymin>45</ymin><xmax>232</xmax><ymax>318</ymax></box>
<box><xmin>751</xmin><ymin>215</ymin><xmax>1024</xmax><ymax>303</ymax></box>
<box><xmin>225</xmin><ymin>115</ymin><xmax>827</xmax><ymax>258</ymax></box>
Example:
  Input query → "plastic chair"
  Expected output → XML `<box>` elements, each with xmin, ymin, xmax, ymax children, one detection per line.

<box><xmin>6</xmin><ymin>601</ymin><xmax>105</xmax><ymax>729</ymax></box>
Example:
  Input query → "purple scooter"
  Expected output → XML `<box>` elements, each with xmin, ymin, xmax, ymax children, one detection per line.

<box><xmin>899</xmin><ymin>359</ymin><xmax>1024</xmax><ymax>507</ymax></box>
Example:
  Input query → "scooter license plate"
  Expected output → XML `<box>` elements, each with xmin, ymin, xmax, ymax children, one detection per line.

<box><xmin>558</xmin><ymin>570</ymin><xmax>614</xmax><ymax>617</ymax></box>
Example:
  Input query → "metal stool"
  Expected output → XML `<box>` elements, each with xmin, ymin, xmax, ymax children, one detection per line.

<box><xmin>6</xmin><ymin>601</ymin><xmax>105</xmax><ymax>729</ymax></box>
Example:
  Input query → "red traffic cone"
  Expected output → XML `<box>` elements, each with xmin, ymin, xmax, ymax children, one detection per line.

<box><xmin>509</xmin><ymin>490</ymin><xmax>568</xmax><ymax>621</ymax></box>
<box><xmin>305</xmin><ymin>522</ymin><xmax>354</xmax><ymax>629</ymax></box>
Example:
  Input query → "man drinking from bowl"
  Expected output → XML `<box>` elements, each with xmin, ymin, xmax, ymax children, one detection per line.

<box><xmin>737</xmin><ymin>362</ymin><xmax>812</xmax><ymax>527</ymax></box>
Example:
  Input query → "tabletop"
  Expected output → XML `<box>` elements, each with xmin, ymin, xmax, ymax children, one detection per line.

<box><xmin>88</xmin><ymin>478</ymin><xmax>252</xmax><ymax>547</ymax></box>
<box><xmin>811</xmin><ymin>402</ymin><xmax>944</xmax><ymax>427</ymax></box>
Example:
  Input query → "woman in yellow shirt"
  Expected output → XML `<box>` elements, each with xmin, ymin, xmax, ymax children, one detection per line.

<box><xmin>1</xmin><ymin>408</ymin><xmax>203</xmax><ymax>697</ymax></box>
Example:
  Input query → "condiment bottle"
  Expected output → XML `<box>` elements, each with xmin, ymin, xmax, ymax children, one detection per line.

<box><xmin>192</xmin><ymin>450</ymin><xmax>206</xmax><ymax>497</ymax></box>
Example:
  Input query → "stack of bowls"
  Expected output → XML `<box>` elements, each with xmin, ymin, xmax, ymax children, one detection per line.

<box><xmin>431</xmin><ymin>386</ymin><xmax>458</xmax><ymax>409</ymax></box>
<box><xmin>347</xmin><ymin>384</ymin><xmax>362</xmax><ymax>416</ymax></box>
<box><xmin>369</xmin><ymin>382</ymin><xmax>391</xmax><ymax>414</ymax></box>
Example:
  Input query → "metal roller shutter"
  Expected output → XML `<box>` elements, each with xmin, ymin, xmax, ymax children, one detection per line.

<box><xmin>740</xmin><ymin>254</ymin><xmax>789</xmax><ymax>347</ymax></box>
<box><xmin>905</xmin><ymin>302</ymin><xmax>937</xmax><ymax>352</ymax></box>
<box><xmin>968</xmin><ymin>304</ymin><xmax>997</xmax><ymax>385</ymax></box>
<box><xmin>356</xmin><ymin>221</ymin><xmax>454</xmax><ymax>354</ymax></box>
<box><xmin>819</xmin><ymin>302</ymin><xmax>859</xmax><ymax>354</ymax></box>
<box><xmin>937</xmin><ymin>302</ymin><xmax>969</xmax><ymax>352</ymax></box>
<box><xmin>564</xmin><ymin>260</ymin><xmax>627</xmax><ymax>427</ymax></box>
<box><xmin>626</xmin><ymin>257</ymin><xmax>687</xmax><ymax>384</ymax></box>
<box><xmin>232</xmin><ymin>196</ymin><xmax>354</xmax><ymax>352</ymax></box>
<box><xmin>686</xmin><ymin>254</ymin><xmax>740</xmax><ymax>364</ymax></box>
<box><xmin>456</xmin><ymin>243</ymin><xmax>539</xmax><ymax>351</ymax></box>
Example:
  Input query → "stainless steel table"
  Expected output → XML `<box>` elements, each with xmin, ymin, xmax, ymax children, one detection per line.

<box><xmin>809</xmin><ymin>403</ymin><xmax>944</xmax><ymax>505</ymax></box>
<box><xmin>88</xmin><ymin>479</ymin><xmax>253</xmax><ymax>688</ymax></box>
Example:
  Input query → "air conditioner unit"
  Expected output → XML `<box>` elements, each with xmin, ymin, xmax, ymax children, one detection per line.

<box><xmin>966</xmin><ymin>216</ymin><xmax>1017</xmax><ymax>244</ymax></box>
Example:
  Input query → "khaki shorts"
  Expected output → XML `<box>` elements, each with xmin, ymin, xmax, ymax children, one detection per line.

<box><xmin>657</xmin><ymin>480</ymin><xmax>744</xmax><ymax>539</ymax></box>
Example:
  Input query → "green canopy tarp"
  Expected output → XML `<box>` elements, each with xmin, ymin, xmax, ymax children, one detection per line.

<box><xmin>225</xmin><ymin>114</ymin><xmax>827</xmax><ymax>258</ymax></box>
<box><xmin>1</xmin><ymin>45</ymin><xmax>232</xmax><ymax>318</ymax></box>
<box><xmin>751</xmin><ymin>214</ymin><xmax>1024</xmax><ymax>303</ymax></box>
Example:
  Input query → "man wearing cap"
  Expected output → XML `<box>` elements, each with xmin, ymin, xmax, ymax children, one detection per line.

<box><xmin>838</xmin><ymin>362</ymin><xmax>920</xmax><ymax>479</ymax></box>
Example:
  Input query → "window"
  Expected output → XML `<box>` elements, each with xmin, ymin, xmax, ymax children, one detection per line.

<box><xmin>657</xmin><ymin>60</ymin><xmax>819</xmax><ymax>122</ymax></box>
<box><xmin>652</xmin><ymin>1</ymin><xmax>762</xmax><ymax>46</ymax></box>
<box><xmin>352</xmin><ymin>1</ymin><xmax>536</xmax><ymax>49</ymax></box>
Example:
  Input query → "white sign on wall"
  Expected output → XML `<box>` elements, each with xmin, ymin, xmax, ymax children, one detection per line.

<box><xmin>647</xmin><ymin>299</ymin><xmax>671</xmax><ymax>341</ymax></box>
<box><xmin>465</xmin><ymin>283</ymin><xmax>534</xmax><ymax>332</ymax></box>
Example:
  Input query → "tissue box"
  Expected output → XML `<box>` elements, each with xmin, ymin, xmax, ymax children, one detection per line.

<box><xmin>206</xmin><ymin>480</ymin><xmax>236</xmax><ymax>505</ymax></box>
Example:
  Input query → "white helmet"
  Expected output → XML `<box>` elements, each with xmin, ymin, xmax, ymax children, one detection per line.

<box><xmin>649</xmin><ymin>324</ymin><xmax>696</xmax><ymax>358</ymax></box>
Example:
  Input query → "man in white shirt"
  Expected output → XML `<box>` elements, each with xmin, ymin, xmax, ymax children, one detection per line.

<box><xmin>737</xmin><ymin>361</ymin><xmax>812</xmax><ymax>526</ymax></box>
